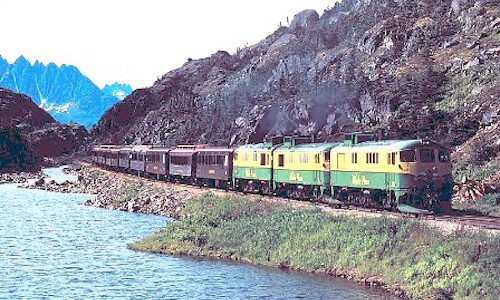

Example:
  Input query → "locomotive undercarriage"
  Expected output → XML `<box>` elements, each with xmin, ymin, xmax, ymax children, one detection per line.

<box><xmin>275</xmin><ymin>183</ymin><xmax>322</xmax><ymax>200</ymax></box>
<box><xmin>331</xmin><ymin>187</ymin><xmax>396</xmax><ymax>210</ymax></box>
<box><xmin>329</xmin><ymin>185</ymin><xmax>451</xmax><ymax>213</ymax></box>
<box><xmin>235</xmin><ymin>179</ymin><xmax>272</xmax><ymax>195</ymax></box>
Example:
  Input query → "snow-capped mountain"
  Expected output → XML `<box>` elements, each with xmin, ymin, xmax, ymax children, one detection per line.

<box><xmin>102</xmin><ymin>82</ymin><xmax>133</xmax><ymax>101</ymax></box>
<box><xmin>0</xmin><ymin>55</ymin><xmax>132</xmax><ymax>129</ymax></box>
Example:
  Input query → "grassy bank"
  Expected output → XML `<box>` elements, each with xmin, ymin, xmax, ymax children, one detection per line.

<box><xmin>130</xmin><ymin>193</ymin><xmax>500</xmax><ymax>299</ymax></box>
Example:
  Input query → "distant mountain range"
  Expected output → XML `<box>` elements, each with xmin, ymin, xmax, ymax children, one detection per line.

<box><xmin>0</xmin><ymin>55</ymin><xmax>132</xmax><ymax>129</ymax></box>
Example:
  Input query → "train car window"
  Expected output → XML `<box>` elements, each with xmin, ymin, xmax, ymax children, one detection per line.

<box><xmin>253</xmin><ymin>152</ymin><xmax>257</xmax><ymax>162</ymax></box>
<box><xmin>387</xmin><ymin>152</ymin><xmax>396</xmax><ymax>165</ymax></box>
<box><xmin>375</xmin><ymin>153</ymin><xmax>379</xmax><ymax>164</ymax></box>
<box><xmin>438</xmin><ymin>149</ymin><xmax>450</xmax><ymax>162</ymax></box>
<box><xmin>315</xmin><ymin>153</ymin><xmax>320</xmax><ymax>164</ymax></box>
<box><xmin>244</xmin><ymin>152</ymin><xmax>249</xmax><ymax>161</ymax></box>
<box><xmin>420</xmin><ymin>149</ymin><xmax>435</xmax><ymax>163</ymax></box>
<box><xmin>171</xmin><ymin>156</ymin><xmax>189</xmax><ymax>165</ymax></box>
<box><xmin>352</xmin><ymin>153</ymin><xmax>358</xmax><ymax>164</ymax></box>
<box><xmin>224</xmin><ymin>155</ymin><xmax>229</xmax><ymax>166</ymax></box>
<box><xmin>278</xmin><ymin>154</ymin><xmax>284</xmax><ymax>167</ymax></box>
<box><xmin>217</xmin><ymin>155</ymin><xmax>224</xmax><ymax>165</ymax></box>
<box><xmin>234</xmin><ymin>152</ymin><xmax>238</xmax><ymax>161</ymax></box>
<box><xmin>260</xmin><ymin>153</ymin><xmax>266</xmax><ymax>166</ymax></box>
<box><xmin>300</xmin><ymin>153</ymin><xmax>308</xmax><ymax>163</ymax></box>
<box><xmin>400</xmin><ymin>150</ymin><xmax>416</xmax><ymax>162</ymax></box>
<box><xmin>324</xmin><ymin>152</ymin><xmax>330</xmax><ymax>162</ymax></box>
<box><xmin>289</xmin><ymin>153</ymin><xmax>293</xmax><ymax>163</ymax></box>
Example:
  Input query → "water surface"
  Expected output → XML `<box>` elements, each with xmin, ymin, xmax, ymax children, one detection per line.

<box><xmin>0</xmin><ymin>168</ymin><xmax>396</xmax><ymax>299</ymax></box>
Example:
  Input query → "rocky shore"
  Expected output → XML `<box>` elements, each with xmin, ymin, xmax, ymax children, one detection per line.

<box><xmin>23</xmin><ymin>164</ymin><xmax>194</xmax><ymax>219</ymax></box>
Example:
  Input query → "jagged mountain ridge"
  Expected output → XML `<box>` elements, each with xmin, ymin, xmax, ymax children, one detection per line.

<box><xmin>102</xmin><ymin>83</ymin><xmax>133</xmax><ymax>100</ymax></box>
<box><xmin>93</xmin><ymin>0</ymin><xmax>499</xmax><ymax>164</ymax></box>
<box><xmin>0</xmin><ymin>56</ymin><xmax>132</xmax><ymax>129</ymax></box>
<box><xmin>0</xmin><ymin>88</ymin><xmax>88</xmax><ymax>172</ymax></box>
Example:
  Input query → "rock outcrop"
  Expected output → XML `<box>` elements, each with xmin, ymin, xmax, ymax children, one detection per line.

<box><xmin>93</xmin><ymin>0</ymin><xmax>499</xmax><ymax>164</ymax></box>
<box><xmin>0</xmin><ymin>88</ymin><xmax>88</xmax><ymax>172</ymax></box>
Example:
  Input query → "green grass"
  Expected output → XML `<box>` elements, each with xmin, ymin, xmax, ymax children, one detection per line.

<box><xmin>130</xmin><ymin>193</ymin><xmax>500</xmax><ymax>299</ymax></box>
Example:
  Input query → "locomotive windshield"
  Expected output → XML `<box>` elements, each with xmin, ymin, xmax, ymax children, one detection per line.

<box><xmin>438</xmin><ymin>149</ymin><xmax>450</xmax><ymax>162</ymax></box>
<box><xmin>420</xmin><ymin>149</ymin><xmax>435</xmax><ymax>163</ymax></box>
<box><xmin>400</xmin><ymin>149</ymin><xmax>416</xmax><ymax>162</ymax></box>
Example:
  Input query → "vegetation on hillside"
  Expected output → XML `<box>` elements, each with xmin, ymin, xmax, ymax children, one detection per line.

<box><xmin>130</xmin><ymin>193</ymin><xmax>500</xmax><ymax>299</ymax></box>
<box><xmin>0</xmin><ymin>127</ymin><xmax>35</xmax><ymax>172</ymax></box>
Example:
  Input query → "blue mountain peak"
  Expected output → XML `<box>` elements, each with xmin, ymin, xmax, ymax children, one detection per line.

<box><xmin>0</xmin><ymin>55</ymin><xmax>133</xmax><ymax>129</ymax></box>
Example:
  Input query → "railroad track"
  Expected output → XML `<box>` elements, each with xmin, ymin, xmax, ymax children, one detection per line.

<box><xmin>423</xmin><ymin>214</ymin><xmax>500</xmax><ymax>231</ymax></box>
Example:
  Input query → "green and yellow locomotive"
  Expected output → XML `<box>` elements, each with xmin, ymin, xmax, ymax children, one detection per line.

<box><xmin>330</xmin><ymin>133</ymin><xmax>453</xmax><ymax>213</ymax></box>
<box><xmin>272</xmin><ymin>136</ymin><xmax>339</xmax><ymax>199</ymax></box>
<box><xmin>232</xmin><ymin>140</ymin><xmax>278</xmax><ymax>194</ymax></box>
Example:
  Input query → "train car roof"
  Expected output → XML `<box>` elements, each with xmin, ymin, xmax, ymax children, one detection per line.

<box><xmin>169</xmin><ymin>149</ymin><xmax>198</xmax><ymax>154</ymax></box>
<box><xmin>332</xmin><ymin>139</ymin><xmax>444</xmax><ymax>151</ymax></box>
<box><xmin>128</xmin><ymin>145</ymin><xmax>151</xmax><ymax>153</ymax></box>
<box><xmin>146</xmin><ymin>148</ymin><xmax>172</xmax><ymax>153</ymax></box>
<box><xmin>275</xmin><ymin>142</ymin><xmax>342</xmax><ymax>152</ymax></box>
<box><xmin>197</xmin><ymin>147</ymin><xmax>234</xmax><ymax>153</ymax></box>
<box><xmin>234</xmin><ymin>143</ymin><xmax>280</xmax><ymax>151</ymax></box>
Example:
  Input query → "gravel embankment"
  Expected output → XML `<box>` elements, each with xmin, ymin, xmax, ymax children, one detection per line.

<box><xmin>22</xmin><ymin>164</ymin><xmax>196</xmax><ymax>219</ymax></box>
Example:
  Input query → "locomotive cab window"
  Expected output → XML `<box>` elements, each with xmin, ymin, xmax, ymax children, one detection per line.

<box><xmin>438</xmin><ymin>149</ymin><xmax>450</xmax><ymax>162</ymax></box>
<box><xmin>324</xmin><ymin>152</ymin><xmax>330</xmax><ymax>162</ymax></box>
<box><xmin>260</xmin><ymin>153</ymin><xmax>266</xmax><ymax>166</ymax></box>
<box><xmin>400</xmin><ymin>150</ymin><xmax>416</xmax><ymax>162</ymax></box>
<box><xmin>278</xmin><ymin>154</ymin><xmax>284</xmax><ymax>167</ymax></box>
<box><xmin>420</xmin><ymin>149</ymin><xmax>435</xmax><ymax>163</ymax></box>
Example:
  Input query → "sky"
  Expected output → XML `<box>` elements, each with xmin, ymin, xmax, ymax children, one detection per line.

<box><xmin>2</xmin><ymin>0</ymin><xmax>338</xmax><ymax>89</ymax></box>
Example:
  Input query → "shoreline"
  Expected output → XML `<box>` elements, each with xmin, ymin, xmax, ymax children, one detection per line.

<box><xmin>15</xmin><ymin>163</ymin><xmax>500</xmax><ymax>299</ymax></box>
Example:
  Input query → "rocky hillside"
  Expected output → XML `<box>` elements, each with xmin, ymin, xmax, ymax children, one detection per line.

<box><xmin>0</xmin><ymin>88</ymin><xmax>88</xmax><ymax>172</ymax></box>
<box><xmin>93</xmin><ymin>0</ymin><xmax>499</xmax><ymax>174</ymax></box>
<box><xmin>0</xmin><ymin>56</ymin><xmax>132</xmax><ymax>129</ymax></box>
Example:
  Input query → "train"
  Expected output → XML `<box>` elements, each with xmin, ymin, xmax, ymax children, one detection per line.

<box><xmin>90</xmin><ymin>132</ymin><xmax>453</xmax><ymax>214</ymax></box>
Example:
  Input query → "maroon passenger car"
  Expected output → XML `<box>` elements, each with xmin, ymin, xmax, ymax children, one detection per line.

<box><xmin>196</xmin><ymin>148</ymin><xmax>234</xmax><ymax>188</ymax></box>
<box><xmin>145</xmin><ymin>148</ymin><xmax>170</xmax><ymax>179</ymax></box>
<box><xmin>169</xmin><ymin>145</ymin><xmax>201</xmax><ymax>182</ymax></box>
